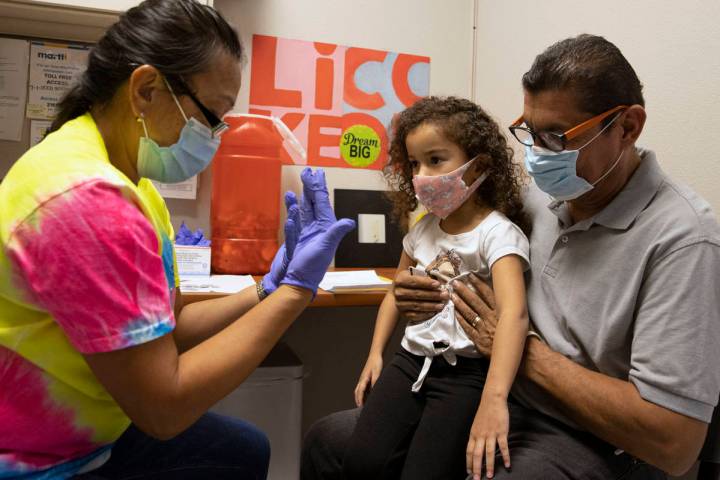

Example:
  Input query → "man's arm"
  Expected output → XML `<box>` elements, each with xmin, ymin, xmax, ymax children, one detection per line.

<box><xmin>450</xmin><ymin>261</ymin><xmax>717</xmax><ymax>477</ymax></box>
<box><xmin>521</xmin><ymin>337</ymin><xmax>707</xmax><ymax>476</ymax></box>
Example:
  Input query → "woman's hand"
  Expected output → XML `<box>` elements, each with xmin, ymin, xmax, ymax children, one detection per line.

<box><xmin>466</xmin><ymin>395</ymin><xmax>511</xmax><ymax>480</ymax></box>
<box><xmin>354</xmin><ymin>353</ymin><xmax>383</xmax><ymax>407</ymax></box>
<box><xmin>261</xmin><ymin>191</ymin><xmax>301</xmax><ymax>295</ymax></box>
<box><xmin>451</xmin><ymin>274</ymin><xmax>498</xmax><ymax>357</ymax></box>
<box><xmin>392</xmin><ymin>269</ymin><xmax>448</xmax><ymax>323</ymax></box>
<box><xmin>281</xmin><ymin>168</ymin><xmax>355</xmax><ymax>294</ymax></box>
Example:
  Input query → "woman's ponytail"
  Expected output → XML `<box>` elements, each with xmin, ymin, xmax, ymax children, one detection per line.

<box><xmin>49</xmin><ymin>81</ymin><xmax>93</xmax><ymax>133</ymax></box>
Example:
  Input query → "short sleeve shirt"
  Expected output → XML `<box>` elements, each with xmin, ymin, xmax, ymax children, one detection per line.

<box><xmin>0</xmin><ymin>114</ymin><xmax>178</xmax><ymax>478</ymax></box>
<box><xmin>401</xmin><ymin>211</ymin><xmax>530</xmax><ymax>358</ymax></box>
<box><xmin>513</xmin><ymin>148</ymin><xmax>720</xmax><ymax>426</ymax></box>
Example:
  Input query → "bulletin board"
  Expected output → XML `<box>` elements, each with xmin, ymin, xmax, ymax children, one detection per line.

<box><xmin>0</xmin><ymin>35</ymin><xmax>91</xmax><ymax>180</ymax></box>
<box><xmin>0</xmin><ymin>34</ymin><xmax>197</xmax><ymax>199</ymax></box>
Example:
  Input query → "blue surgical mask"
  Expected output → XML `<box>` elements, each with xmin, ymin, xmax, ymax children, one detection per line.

<box><xmin>524</xmin><ymin>114</ymin><xmax>623</xmax><ymax>201</ymax></box>
<box><xmin>137</xmin><ymin>80</ymin><xmax>220</xmax><ymax>183</ymax></box>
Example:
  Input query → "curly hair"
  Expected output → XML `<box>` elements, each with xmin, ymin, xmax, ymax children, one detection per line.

<box><xmin>384</xmin><ymin>96</ymin><xmax>531</xmax><ymax>235</ymax></box>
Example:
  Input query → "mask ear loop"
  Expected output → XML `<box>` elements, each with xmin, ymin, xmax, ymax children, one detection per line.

<box><xmin>461</xmin><ymin>155</ymin><xmax>490</xmax><ymax>194</ymax></box>
<box><xmin>467</xmin><ymin>169</ymin><xmax>489</xmax><ymax>190</ymax></box>
<box><xmin>591</xmin><ymin>147</ymin><xmax>626</xmax><ymax>187</ymax></box>
<box><xmin>578</xmin><ymin>111</ymin><xmax>624</xmax><ymax>151</ymax></box>
<box><xmin>580</xmin><ymin>110</ymin><xmax>627</xmax><ymax>187</ymax></box>
<box><xmin>163</xmin><ymin>77</ymin><xmax>189</xmax><ymax>123</ymax></box>
<box><xmin>137</xmin><ymin>113</ymin><xmax>149</xmax><ymax>138</ymax></box>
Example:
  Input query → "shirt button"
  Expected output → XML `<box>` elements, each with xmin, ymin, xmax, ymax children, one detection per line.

<box><xmin>561</xmin><ymin>235</ymin><xmax>569</xmax><ymax>243</ymax></box>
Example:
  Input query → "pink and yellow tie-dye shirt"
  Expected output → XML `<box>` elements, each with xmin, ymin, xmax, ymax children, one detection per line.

<box><xmin>0</xmin><ymin>113</ymin><xmax>179</xmax><ymax>478</ymax></box>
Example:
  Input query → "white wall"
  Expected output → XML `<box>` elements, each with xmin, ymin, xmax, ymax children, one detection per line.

<box><xmin>168</xmin><ymin>0</ymin><xmax>475</xmax><ymax>234</ymax></box>
<box><xmin>473</xmin><ymin>0</ymin><xmax>720</xmax><ymax>214</ymax></box>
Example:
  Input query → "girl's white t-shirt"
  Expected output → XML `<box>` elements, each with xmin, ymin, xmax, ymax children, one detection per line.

<box><xmin>400</xmin><ymin>210</ymin><xmax>530</xmax><ymax>391</ymax></box>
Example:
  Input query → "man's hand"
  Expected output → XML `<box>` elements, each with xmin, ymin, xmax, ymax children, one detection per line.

<box><xmin>392</xmin><ymin>269</ymin><xmax>448</xmax><ymax>323</ymax></box>
<box><xmin>451</xmin><ymin>273</ymin><xmax>498</xmax><ymax>357</ymax></box>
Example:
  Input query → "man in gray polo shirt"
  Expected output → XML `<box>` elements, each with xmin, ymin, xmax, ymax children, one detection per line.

<box><xmin>301</xmin><ymin>34</ymin><xmax>720</xmax><ymax>479</ymax></box>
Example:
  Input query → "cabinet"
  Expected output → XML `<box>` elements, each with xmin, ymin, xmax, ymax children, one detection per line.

<box><xmin>16</xmin><ymin>0</ymin><xmax>212</xmax><ymax>10</ymax></box>
<box><xmin>14</xmin><ymin>1</ymin><xmax>145</xmax><ymax>12</ymax></box>
<box><xmin>0</xmin><ymin>0</ymin><xmax>213</xmax><ymax>43</ymax></box>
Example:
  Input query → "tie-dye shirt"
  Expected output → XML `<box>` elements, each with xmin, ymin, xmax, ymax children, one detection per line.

<box><xmin>0</xmin><ymin>113</ymin><xmax>178</xmax><ymax>478</ymax></box>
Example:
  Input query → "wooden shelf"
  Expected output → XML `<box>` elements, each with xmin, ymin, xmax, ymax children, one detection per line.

<box><xmin>0</xmin><ymin>0</ymin><xmax>213</xmax><ymax>43</ymax></box>
<box><xmin>181</xmin><ymin>267</ymin><xmax>397</xmax><ymax>308</ymax></box>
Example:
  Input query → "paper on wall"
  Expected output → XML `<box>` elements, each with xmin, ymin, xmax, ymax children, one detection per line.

<box><xmin>151</xmin><ymin>176</ymin><xmax>198</xmax><ymax>199</ymax></box>
<box><xmin>0</xmin><ymin>38</ymin><xmax>30</xmax><ymax>141</ymax></box>
<box><xmin>30</xmin><ymin>120</ymin><xmax>52</xmax><ymax>147</ymax></box>
<box><xmin>27</xmin><ymin>41</ymin><xmax>90</xmax><ymax>120</ymax></box>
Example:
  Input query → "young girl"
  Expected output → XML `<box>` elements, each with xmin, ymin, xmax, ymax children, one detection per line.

<box><xmin>343</xmin><ymin>96</ymin><xmax>531</xmax><ymax>480</ymax></box>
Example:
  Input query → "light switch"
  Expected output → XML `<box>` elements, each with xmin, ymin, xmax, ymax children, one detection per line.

<box><xmin>358</xmin><ymin>214</ymin><xmax>386</xmax><ymax>244</ymax></box>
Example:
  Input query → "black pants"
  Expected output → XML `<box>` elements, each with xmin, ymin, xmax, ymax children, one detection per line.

<box><xmin>342</xmin><ymin>348</ymin><xmax>489</xmax><ymax>480</ymax></box>
<box><xmin>303</xmin><ymin>355</ymin><xmax>667</xmax><ymax>480</ymax></box>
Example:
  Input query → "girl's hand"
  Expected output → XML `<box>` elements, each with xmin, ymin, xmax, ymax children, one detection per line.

<box><xmin>354</xmin><ymin>354</ymin><xmax>383</xmax><ymax>407</ymax></box>
<box><xmin>466</xmin><ymin>395</ymin><xmax>511</xmax><ymax>480</ymax></box>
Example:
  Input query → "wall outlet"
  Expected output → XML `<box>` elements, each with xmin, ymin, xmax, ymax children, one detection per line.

<box><xmin>358</xmin><ymin>214</ymin><xmax>386</xmax><ymax>243</ymax></box>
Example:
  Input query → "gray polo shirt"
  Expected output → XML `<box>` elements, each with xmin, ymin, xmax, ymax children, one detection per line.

<box><xmin>512</xmin><ymin>148</ymin><xmax>720</xmax><ymax>427</ymax></box>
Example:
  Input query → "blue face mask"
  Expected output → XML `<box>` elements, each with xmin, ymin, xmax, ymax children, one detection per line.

<box><xmin>137</xmin><ymin>80</ymin><xmax>220</xmax><ymax>184</ymax></box>
<box><xmin>524</xmin><ymin>114</ymin><xmax>623</xmax><ymax>201</ymax></box>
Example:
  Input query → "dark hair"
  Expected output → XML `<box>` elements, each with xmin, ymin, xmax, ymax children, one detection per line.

<box><xmin>522</xmin><ymin>34</ymin><xmax>644</xmax><ymax>120</ymax></box>
<box><xmin>384</xmin><ymin>96</ymin><xmax>531</xmax><ymax>235</ymax></box>
<box><xmin>49</xmin><ymin>0</ymin><xmax>243</xmax><ymax>133</ymax></box>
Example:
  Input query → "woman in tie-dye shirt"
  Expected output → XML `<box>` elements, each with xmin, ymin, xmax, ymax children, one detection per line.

<box><xmin>0</xmin><ymin>1</ymin><xmax>354</xmax><ymax>478</ymax></box>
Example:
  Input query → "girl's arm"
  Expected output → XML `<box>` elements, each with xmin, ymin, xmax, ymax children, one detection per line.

<box><xmin>466</xmin><ymin>254</ymin><xmax>528</xmax><ymax>480</ymax></box>
<box><xmin>354</xmin><ymin>251</ymin><xmax>416</xmax><ymax>406</ymax></box>
<box><xmin>369</xmin><ymin>251</ymin><xmax>416</xmax><ymax>357</ymax></box>
<box><xmin>482</xmin><ymin>254</ymin><xmax>529</xmax><ymax>401</ymax></box>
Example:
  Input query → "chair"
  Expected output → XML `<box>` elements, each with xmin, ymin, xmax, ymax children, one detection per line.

<box><xmin>698</xmin><ymin>401</ymin><xmax>720</xmax><ymax>480</ymax></box>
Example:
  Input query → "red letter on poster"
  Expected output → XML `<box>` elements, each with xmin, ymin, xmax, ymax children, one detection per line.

<box><xmin>314</xmin><ymin>42</ymin><xmax>336</xmax><ymax>110</ymax></box>
<box><xmin>308</xmin><ymin>114</ymin><xmax>342</xmax><ymax>165</ymax></box>
<box><xmin>250</xmin><ymin>35</ymin><xmax>302</xmax><ymax>108</ymax></box>
<box><xmin>392</xmin><ymin>54</ymin><xmax>430</xmax><ymax>107</ymax></box>
<box><xmin>344</xmin><ymin>47</ymin><xmax>387</xmax><ymax>110</ymax></box>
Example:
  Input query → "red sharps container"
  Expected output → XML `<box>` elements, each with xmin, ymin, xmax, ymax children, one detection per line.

<box><xmin>210</xmin><ymin>114</ymin><xmax>284</xmax><ymax>274</ymax></box>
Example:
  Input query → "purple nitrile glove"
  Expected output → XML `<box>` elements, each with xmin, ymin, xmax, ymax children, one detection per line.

<box><xmin>281</xmin><ymin>168</ymin><xmax>356</xmax><ymax>294</ymax></box>
<box><xmin>191</xmin><ymin>228</ymin><xmax>211</xmax><ymax>247</ymax></box>
<box><xmin>175</xmin><ymin>222</ymin><xmax>194</xmax><ymax>245</ymax></box>
<box><xmin>176</xmin><ymin>222</ymin><xmax>211</xmax><ymax>246</ymax></box>
<box><xmin>261</xmin><ymin>191</ymin><xmax>301</xmax><ymax>295</ymax></box>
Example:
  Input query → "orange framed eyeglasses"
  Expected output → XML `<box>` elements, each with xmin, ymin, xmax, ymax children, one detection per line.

<box><xmin>509</xmin><ymin>105</ymin><xmax>628</xmax><ymax>152</ymax></box>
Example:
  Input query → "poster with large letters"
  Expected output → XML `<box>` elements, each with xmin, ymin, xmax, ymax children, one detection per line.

<box><xmin>249</xmin><ymin>35</ymin><xmax>430</xmax><ymax>170</ymax></box>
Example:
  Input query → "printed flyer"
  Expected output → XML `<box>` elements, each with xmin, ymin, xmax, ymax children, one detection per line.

<box><xmin>27</xmin><ymin>41</ymin><xmax>90</xmax><ymax>120</ymax></box>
